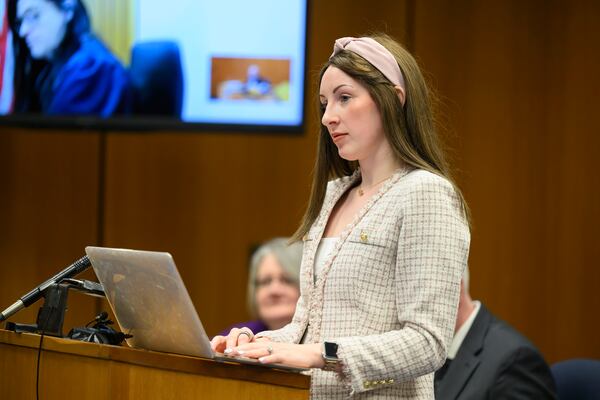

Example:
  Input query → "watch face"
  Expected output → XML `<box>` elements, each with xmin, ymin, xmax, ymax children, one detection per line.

<box><xmin>324</xmin><ymin>341</ymin><xmax>338</xmax><ymax>357</ymax></box>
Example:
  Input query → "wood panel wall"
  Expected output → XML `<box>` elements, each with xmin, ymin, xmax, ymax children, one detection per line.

<box><xmin>412</xmin><ymin>0</ymin><xmax>600</xmax><ymax>362</ymax></box>
<box><xmin>0</xmin><ymin>129</ymin><xmax>102</xmax><ymax>330</ymax></box>
<box><xmin>0</xmin><ymin>0</ymin><xmax>597</xmax><ymax>364</ymax></box>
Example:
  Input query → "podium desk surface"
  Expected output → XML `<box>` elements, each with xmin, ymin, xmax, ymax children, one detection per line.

<box><xmin>0</xmin><ymin>329</ymin><xmax>310</xmax><ymax>399</ymax></box>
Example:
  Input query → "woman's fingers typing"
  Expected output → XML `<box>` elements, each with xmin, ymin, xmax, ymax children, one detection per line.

<box><xmin>223</xmin><ymin>327</ymin><xmax>255</xmax><ymax>353</ymax></box>
<box><xmin>210</xmin><ymin>335</ymin><xmax>227</xmax><ymax>353</ymax></box>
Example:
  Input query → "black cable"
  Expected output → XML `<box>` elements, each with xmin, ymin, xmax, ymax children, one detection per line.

<box><xmin>36</xmin><ymin>306</ymin><xmax>54</xmax><ymax>400</ymax></box>
<box><xmin>36</xmin><ymin>331</ymin><xmax>44</xmax><ymax>400</ymax></box>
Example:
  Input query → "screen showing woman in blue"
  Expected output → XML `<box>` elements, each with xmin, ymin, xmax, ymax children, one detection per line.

<box><xmin>8</xmin><ymin>0</ymin><xmax>130</xmax><ymax>116</ymax></box>
<box><xmin>1</xmin><ymin>0</ymin><xmax>308</xmax><ymax>130</ymax></box>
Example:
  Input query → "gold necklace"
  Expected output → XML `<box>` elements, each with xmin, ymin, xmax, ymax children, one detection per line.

<box><xmin>357</xmin><ymin>174</ymin><xmax>395</xmax><ymax>196</ymax></box>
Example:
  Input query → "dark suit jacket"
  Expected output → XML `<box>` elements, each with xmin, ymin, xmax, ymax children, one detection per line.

<box><xmin>435</xmin><ymin>303</ymin><xmax>557</xmax><ymax>400</ymax></box>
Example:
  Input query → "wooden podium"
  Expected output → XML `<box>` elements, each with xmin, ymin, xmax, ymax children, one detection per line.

<box><xmin>0</xmin><ymin>329</ymin><xmax>310</xmax><ymax>399</ymax></box>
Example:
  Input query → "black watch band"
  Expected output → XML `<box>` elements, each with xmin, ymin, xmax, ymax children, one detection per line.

<box><xmin>322</xmin><ymin>341</ymin><xmax>340</xmax><ymax>371</ymax></box>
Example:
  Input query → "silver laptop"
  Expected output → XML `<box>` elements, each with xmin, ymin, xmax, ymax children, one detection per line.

<box><xmin>85</xmin><ymin>246</ymin><xmax>306</xmax><ymax>372</ymax></box>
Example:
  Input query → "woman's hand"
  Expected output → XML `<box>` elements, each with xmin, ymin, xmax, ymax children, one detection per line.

<box><xmin>232</xmin><ymin>341</ymin><xmax>325</xmax><ymax>369</ymax></box>
<box><xmin>210</xmin><ymin>327</ymin><xmax>259</xmax><ymax>353</ymax></box>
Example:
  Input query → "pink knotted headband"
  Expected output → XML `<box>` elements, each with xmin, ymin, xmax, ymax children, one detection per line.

<box><xmin>330</xmin><ymin>37</ymin><xmax>406</xmax><ymax>105</ymax></box>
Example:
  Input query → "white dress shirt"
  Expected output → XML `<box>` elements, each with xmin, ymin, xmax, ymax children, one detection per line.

<box><xmin>447</xmin><ymin>300</ymin><xmax>481</xmax><ymax>359</ymax></box>
<box><xmin>314</xmin><ymin>237</ymin><xmax>338</xmax><ymax>282</ymax></box>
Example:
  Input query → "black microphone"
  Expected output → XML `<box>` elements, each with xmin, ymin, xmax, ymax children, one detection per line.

<box><xmin>0</xmin><ymin>255</ymin><xmax>91</xmax><ymax>322</ymax></box>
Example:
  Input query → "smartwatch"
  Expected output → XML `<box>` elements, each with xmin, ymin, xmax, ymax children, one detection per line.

<box><xmin>322</xmin><ymin>341</ymin><xmax>340</xmax><ymax>371</ymax></box>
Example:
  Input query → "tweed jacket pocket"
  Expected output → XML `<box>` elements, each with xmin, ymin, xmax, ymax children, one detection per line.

<box><xmin>345</xmin><ymin>220</ymin><xmax>398</xmax><ymax>269</ymax></box>
<box><xmin>347</xmin><ymin>229</ymin><xmax>387</xmax><ymax>248</ymax></box>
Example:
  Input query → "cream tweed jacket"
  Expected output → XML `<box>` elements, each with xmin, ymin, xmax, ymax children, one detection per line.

<box><xmin>258</xmin><ymin>167</ymin><xmax>470</xmax><ymax>399</ymax></box>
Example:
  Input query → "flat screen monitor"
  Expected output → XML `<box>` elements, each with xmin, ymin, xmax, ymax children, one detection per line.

<box><xmin>0</xmin><ymin>0</ymin><xmax>308</xmax><ymax>132</ymax></box>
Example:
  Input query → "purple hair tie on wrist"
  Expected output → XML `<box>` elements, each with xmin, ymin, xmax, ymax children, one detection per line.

<box><xmin>330</xmin><ymin>37</ymin><xmax>406</xmax><ymax>105</ymax></box>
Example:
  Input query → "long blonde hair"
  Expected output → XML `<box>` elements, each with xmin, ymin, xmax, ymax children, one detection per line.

<box><xmin>291</xmin><ymin>33</ymin><xmax>469</xmax><ymax>241</ymax></box>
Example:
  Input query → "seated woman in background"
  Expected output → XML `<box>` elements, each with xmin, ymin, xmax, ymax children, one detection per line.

<box><xmin>218</xmin><ymin>238</ymin><xmax>303</xmax><ymax>336</ymax></box>
<box><xmin>8</xmin><ymin>0</ymin><xmax>130</xmax><ymax>116</ymax></box>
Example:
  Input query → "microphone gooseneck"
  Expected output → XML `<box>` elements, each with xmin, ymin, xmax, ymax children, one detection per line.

<box><xmin>0</xmin><ymin>255</ymin><xmax>91</xmax><ymax>322</ymax></box>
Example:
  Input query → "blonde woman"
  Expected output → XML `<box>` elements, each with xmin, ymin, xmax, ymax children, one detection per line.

<box><xmin>217</xmin><ymin>238</ymin><xmax>302</xmax><ymax>335</ymax></box>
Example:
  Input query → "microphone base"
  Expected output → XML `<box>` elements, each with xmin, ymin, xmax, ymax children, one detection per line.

<box><xmin>4</xmin><ymin>283</ymin><xmax>70</xmax><ymax>337</ymax></box>
<box><xmin>3</xmin><ymin>280</ymin><xmax>106</xmax><ymax>338</ymax></box>
<box><xmin>5</xmin><ymin>321</ymin><xmax>41</xmax><ymax>335</ymax></box>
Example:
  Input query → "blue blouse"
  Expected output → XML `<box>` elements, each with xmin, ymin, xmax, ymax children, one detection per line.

<box><xmin>40</xmin><ymin>36</ymin><xmax>130</xmax><ymax>117</ymax></box>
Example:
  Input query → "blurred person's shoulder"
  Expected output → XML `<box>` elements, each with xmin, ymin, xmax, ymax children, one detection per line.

<box><xmin>65</xmin><ymin>35</ymin><xmax>126</xmax><ymax>74</ymax></box>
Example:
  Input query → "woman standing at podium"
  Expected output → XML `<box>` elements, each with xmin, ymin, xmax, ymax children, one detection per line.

<box><xmin>212</xmin><ymin>33</ymin><xmax>471</xmax><ymax>399</ymax></box>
